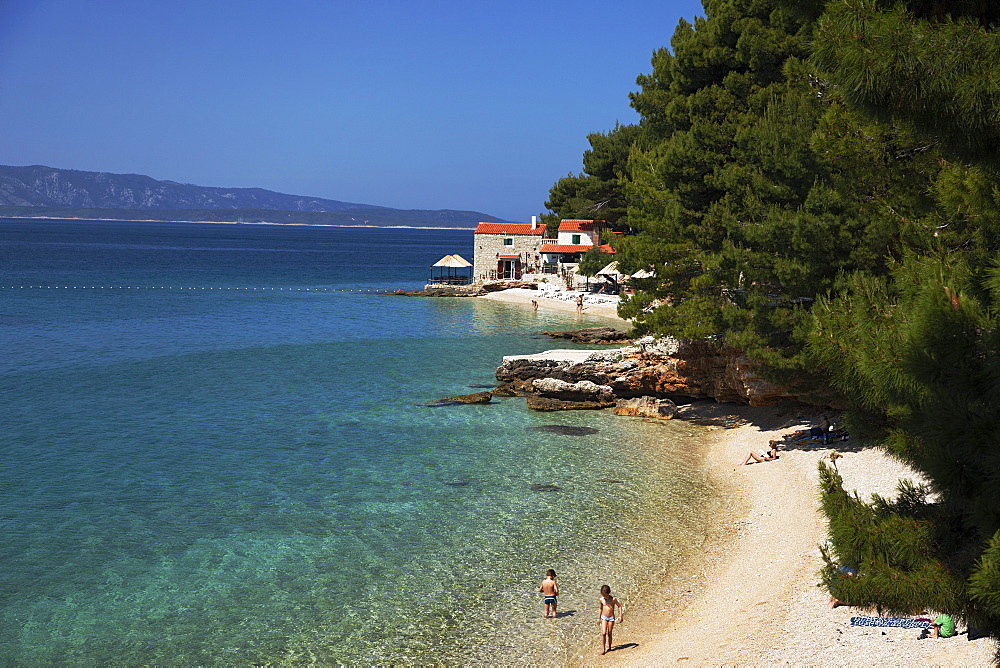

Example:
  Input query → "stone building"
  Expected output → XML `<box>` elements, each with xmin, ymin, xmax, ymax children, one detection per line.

<box><xmin>472</xmin><ymin>218</ymin><xmax>546</xmax><ymax>281</ymax></box>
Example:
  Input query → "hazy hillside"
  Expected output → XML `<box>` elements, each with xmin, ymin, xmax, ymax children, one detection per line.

<box><xmin>0</xmin><ymin>165</ymin><xmax>507</xmax><ymax>227</ymax></box>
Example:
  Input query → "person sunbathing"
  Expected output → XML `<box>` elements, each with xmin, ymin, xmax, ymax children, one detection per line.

<box><xmin>740</xmin><ymin>441</ymin><xmax>779</xmax><ymax>465</ymax></box>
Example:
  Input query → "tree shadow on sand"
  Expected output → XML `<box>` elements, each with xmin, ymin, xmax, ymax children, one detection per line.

<box><xmin>676</xmin><ymin>400</ymin><xmax>870</xmax><ymax>454</ymax></box>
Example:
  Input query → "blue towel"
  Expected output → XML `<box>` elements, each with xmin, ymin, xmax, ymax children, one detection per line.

<box><xmin>850</xmin><ymin>616</ymin><xmax>930</xmax><ymax>629</ymax></box>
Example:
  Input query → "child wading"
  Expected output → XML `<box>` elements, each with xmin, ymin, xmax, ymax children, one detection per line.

<box><xmin>539</xmin><ymin>569</ymin><xmax>559</xmax><ymax>618</ymax></box>
<box><xmin>597</xmin><ymin>584</ymin><xmax>625</xmax><ymax>655</ymax></box>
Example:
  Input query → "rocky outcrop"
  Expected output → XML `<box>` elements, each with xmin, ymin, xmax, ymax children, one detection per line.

<box><xmin>442</xmin><ymin>391</ymin><xmax>493</xmax><ymax>404</ymax></box>
<box><xmin>532</xmin><ymin>378</ymin><xmax>616</xmax><ymax>403</ymax></box>
<box><xmin>613</xmin><ymin>396</ymin><xmax>678</xmax><ymax>419</ymax></box>
<box><xmin>496</xmin><ymin>337</ymin><xmax>792</xmax><ymax>408</ymax></box>
<box><xmin>532</xmin><ymin>327</ymin><xmax>631</xmax><ymax>344</ymax></box>
<box><xmin>481</xmin><ymin>281</ymin><xmax>537</xmax><ymax>292</ymax></box>
<box><xmin>389</xmin><ymin>287</ymin><xmax>484</xmax><ymax>297</ymax></box>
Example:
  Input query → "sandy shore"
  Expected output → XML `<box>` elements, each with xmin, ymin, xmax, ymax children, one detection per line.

<box><xmin>479</xmin><ymin>287</ymin><xmax>628</xmax><ymax>325</ymax></box>
<box><xmin>585</xmin><ymin>403</ymin><xmax>997</xmax><ymax>666</ymax></box>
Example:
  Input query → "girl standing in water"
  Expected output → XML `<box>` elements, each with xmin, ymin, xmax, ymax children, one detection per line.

<box><xmin>597</xmin><ymin>584</ymin><xmax>625</xmax><ymax>655</ymax></box>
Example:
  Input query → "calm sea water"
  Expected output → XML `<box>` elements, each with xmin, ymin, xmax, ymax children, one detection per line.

<box><xmin>0</xmin><ymin>219</ymin><xmax>715</xmax><ymax>664</ymax></box>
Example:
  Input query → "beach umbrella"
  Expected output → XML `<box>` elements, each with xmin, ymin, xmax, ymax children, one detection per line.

<box><xmin>596</xmin><ymin>261</ymin><xmax>621</xmax><ymax>277</ymax></box>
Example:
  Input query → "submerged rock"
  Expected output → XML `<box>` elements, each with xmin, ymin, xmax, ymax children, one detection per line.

<box><xmin>532</xmin><ymin>327</ymin><xmax>631</xmax><ymax>344</ymax></box>
<box><xmin>418</xmin><ymin>391</ymin><xmax>493</xmax><ymax>407</ymax></box>
<box><xmin>530</xmin><ymin>483</ymin><xmax>562</xmax><ymax>492</ymax></box>
<box><xmin>528</xmin><ymin>425</ymin><xmax>599</xmax><ymax>436</ymax></box>
<box><xmin>526</xmin><ymin>396</ymin><xmax>616</xmax><ymax>411</ymax></box>
<box><xmin>444</xmin><ymin>391</ymin><xmax>493</xmax><ymax>404</ymax></box>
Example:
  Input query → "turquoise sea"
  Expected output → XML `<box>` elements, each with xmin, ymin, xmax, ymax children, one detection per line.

<box><xmin>0</xmin><ymin>219</ymin><xmax>716</xmax><ymax>664</ymax></box>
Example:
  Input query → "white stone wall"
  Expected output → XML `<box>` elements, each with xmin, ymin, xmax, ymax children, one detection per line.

<box><xmin>556</xmin><ymin>228</ymin><xmax>599</xmax><ymax>245</ymax></box>
<box><xmin>473</xmin><ymin>233</ymin><xmax>544</xmax><ymax>281</ymax></box>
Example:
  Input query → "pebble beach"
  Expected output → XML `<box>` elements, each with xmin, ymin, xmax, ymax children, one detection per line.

<box><xmin>601</xmin><ymin>402</ymin><xmax>997</xmax><ymax>666</ymax></box>
<box><xmin>482</xmin><ymin>288</ymin><xmax>997</xmax><ymax>665</ymax></box>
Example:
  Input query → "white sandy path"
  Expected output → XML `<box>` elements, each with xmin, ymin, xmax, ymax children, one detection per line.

<box><xmin>594</xmin><ymin>404</ymin><xmax>996</xmax><ymax>667</ymax></box>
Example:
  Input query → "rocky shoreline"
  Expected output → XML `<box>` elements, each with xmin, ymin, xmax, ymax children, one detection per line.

<box><xmin>494</xmin><ymin>335</ymin><xmax>795</xmax><ymax>412</ymax></box>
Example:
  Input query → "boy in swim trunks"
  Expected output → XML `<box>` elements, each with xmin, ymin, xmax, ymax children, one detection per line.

<box><xmin>598</xmin><ymin>584</ymin><xmax>624</xmax><ymax>655</ymax></box>
<box><xmin>539</xmin><ymin>569</ymin><xmax>559</xmax><ymax>618</ymax></box>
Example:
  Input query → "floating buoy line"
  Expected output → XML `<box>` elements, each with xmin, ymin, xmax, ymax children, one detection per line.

<box><xmin>1</xmin><ymin>286</ymin><xmax>391</xmax><ymax>293</ymax></box>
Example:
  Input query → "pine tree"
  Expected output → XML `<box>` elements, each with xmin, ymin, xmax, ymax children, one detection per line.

<box><xmin>806</xmin><ymin>0</ymin><xmax>1000</xmax><ymax>642</ymax></box>
<box><xmin>614</xmin><ymin>0</ymin><xmax>944</xmax><ymax>396</ymax></box>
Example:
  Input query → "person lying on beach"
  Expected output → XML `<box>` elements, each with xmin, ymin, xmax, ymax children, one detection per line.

<box><xmin>598</xmin><ymin>584</ymin><xmax>624</xmax><ymax>655</ymax></box>
<box><xmin>740</xmin><ymin>441</ymin><xmax>779</xmax><ymax>465</ymax></box>
<box><xmin>539</xmin><ymin>569</ymin><xmax>559</xmax><ymax>618</ymax></box>
<box><xmin>828</xmin><ymin>565</ymin><xmax>856</xmax><ymax>608</ymax></box>
<box><xmin>783</xmin><ymin>416</ymin><xmax>833</xmax><ymax>442</ymax></box>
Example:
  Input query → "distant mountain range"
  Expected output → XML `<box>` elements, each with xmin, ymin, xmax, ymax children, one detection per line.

<box><xmin>0</xmin><ymin>165</ymin><xmax>508</xmax><ymax>227</ymax></box>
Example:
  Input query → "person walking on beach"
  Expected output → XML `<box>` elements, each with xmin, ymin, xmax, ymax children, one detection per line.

<box><xmin>576</xmin><ymin>294</ymin><xmax>584</xmax><ymax>313</ymax></box>
<box><xmin>597</xmin><ymin>584</ymin><xmax>624</xmax><ymax>655</ymax></box>
<box><xmin>539</xmin><ymin>569</ymin><xmax>559</xmax><ymax>618</ymax></box>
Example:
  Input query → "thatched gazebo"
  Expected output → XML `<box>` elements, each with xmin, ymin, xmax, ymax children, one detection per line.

<box><xmin>429</xmin><ymin>254</ymin><xmax>473</xmax><ymax>285</ymax></box>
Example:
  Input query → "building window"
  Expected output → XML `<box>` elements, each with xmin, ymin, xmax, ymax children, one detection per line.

<box><xmin>572</xmin><ymin>234</ymin><xmax>581</xmax><ymax>244</ymax></box>
<box><xmin>503</xmin><ymin>238</ymin><xmax>513</xmax><ymax>246</ymax></box>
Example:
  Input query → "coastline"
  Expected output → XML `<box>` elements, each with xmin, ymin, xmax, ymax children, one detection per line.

<box><xmin>479</xmin><ymin>287</ymin><xmax>628</xmax><ymax>325</ymax></box>
<box><xmin>0</xmin><ymin>216</ymin><xmax>477</xmax><ymax>231</ymax></box>
<box><xmin>482</xmin><ymin>290</ymin><xmax>994</xmax><ymax>664</ymax></box>
<box><xmin>588</xmin><ymin>403</ymin><xmax>997</xmax><ymax>665</ymax></box>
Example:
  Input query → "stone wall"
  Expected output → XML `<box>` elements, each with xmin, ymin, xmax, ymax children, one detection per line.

<box><xmin>473</xmin><ymin>233</ymin><xmax>544</xmax><ymax>282</ymax></box>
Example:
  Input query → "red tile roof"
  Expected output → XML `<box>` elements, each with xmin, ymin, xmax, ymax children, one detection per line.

<box><xmin>558</xmin><ymin>219</ymin><xmax>599</xmax><ymax>231</ymax></box>
<box><xmin>474</xmin><ymin>222</ymin><xmax>545</xmax><ymax>235</ymax></box>
<box><xmin>540</xmin><ymin>244</ymin><xmax>615</xmax><ymax>254</ymax></box>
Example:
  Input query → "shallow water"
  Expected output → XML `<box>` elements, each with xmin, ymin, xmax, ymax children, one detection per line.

<box><xmin>0</xmin><ymin>220</ymin><xmax>716</xmax><ymax>663</ymax></box>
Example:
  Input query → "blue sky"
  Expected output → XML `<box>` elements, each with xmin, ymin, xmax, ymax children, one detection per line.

<box><xmin>0</xmin><ymin>1</ymin><xmax>704</xmax><ymax>221</ymax></box>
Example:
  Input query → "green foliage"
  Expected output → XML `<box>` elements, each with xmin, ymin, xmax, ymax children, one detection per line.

<box><xmin>543</xmin><ymin>125</ymin><xmax>644</xmax><ymax>230</ymax></box>
<box><xmin>813</xmin><ymin>0</ymin><xmax>1000</xmax><ymax>166</ymax></box>
<box><xmin>810</xmin><ymin>254</ymin><xmax>1000</xmax><ymax>635</ymax></box>
<box><xmin>614</xmin><ymin>0</ymin><xmax>924</xmax><ymax>393</ymax></box>
<box><xmin>577</xmin><ymin>246</ymin><xmax>609</xmax><ymax>277</ymax></box>
<box><xmin>818</xmin><ymin>463</ymin><xmax>969</xmax><ymax>616</ymax></box>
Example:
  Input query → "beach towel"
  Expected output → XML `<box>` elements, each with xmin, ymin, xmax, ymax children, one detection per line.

<box><xmin>850</xmin><ymin>616</ymin><xmax>930</xmax><ymax>629</ymax></box>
